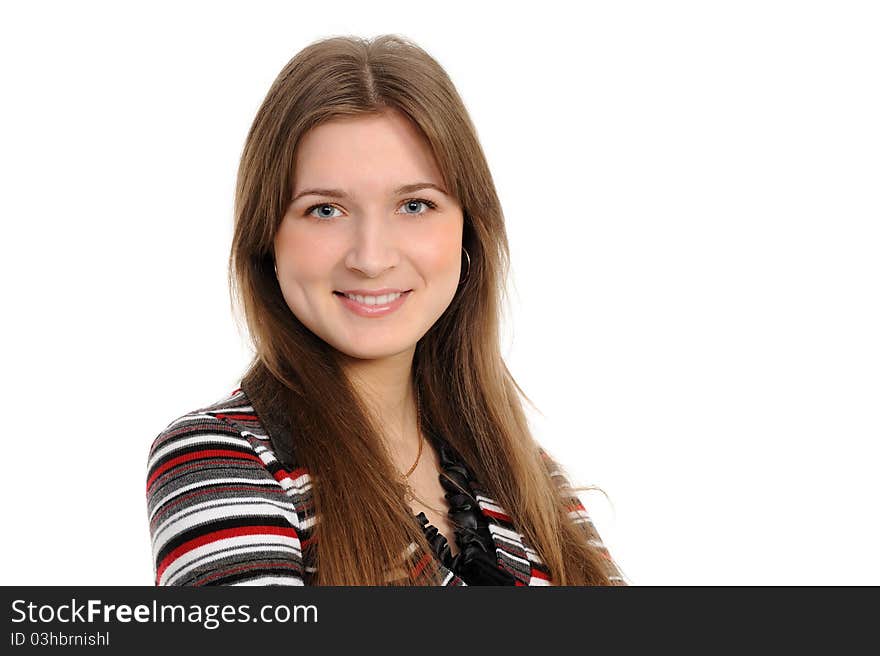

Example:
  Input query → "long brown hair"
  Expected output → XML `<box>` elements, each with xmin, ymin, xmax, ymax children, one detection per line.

<box><xmin>229</xmin><ymin>34</ymin><xmax>621</xmax><ymax>585</ymax></box>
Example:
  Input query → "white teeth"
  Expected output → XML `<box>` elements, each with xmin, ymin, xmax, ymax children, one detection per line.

<box><xmin>344</xmin><ymin>292</ymin><xmax>403</xmax><ymax>305</ymax></box>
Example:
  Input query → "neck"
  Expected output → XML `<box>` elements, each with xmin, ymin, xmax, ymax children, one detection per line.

<box><xmin>340</xmin><ymin>346</ymin><xmax>419</xmax><ymax>449</ymax></box>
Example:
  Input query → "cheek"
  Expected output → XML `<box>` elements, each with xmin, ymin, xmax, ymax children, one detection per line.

<box><xmin>274</xmin><ymin>221</ymin><xmax>338</xmax><ymax>281</ymax></box>
<box><xmin>415</xmin><ymin>223</ymin><xmax>462</xmax><ymax>280</ymax></box>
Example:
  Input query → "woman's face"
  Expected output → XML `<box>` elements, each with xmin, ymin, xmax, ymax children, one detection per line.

<box><xmin>274</xmin><ymin>108</ymin><xmax>465</xmax><ymax>361</ymax></box>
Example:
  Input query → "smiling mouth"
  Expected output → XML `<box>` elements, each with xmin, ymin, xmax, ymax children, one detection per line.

<box><xmin>332</xmin><ymin>290</ymin><xmax>413</xmax><ymax>297</ymax></box>
<box><xmin>333</xmin><ymin>289</ymin><xmax>413</xmax><ymax>316</ymax></box>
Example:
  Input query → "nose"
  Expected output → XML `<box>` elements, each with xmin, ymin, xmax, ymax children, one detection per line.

<box><xmin>343</xmin><ymin>211</ymin><xmax>401</xmax><ymax>278</ymax></box>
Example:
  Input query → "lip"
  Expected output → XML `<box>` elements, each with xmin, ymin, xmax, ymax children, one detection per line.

<box><xmin>334</xmin><ymin>289</ymin><xmax>412</xmax><ymax>318</ymax></box>
<box><xmin>335</xmin><ymin>287</ymin><xmax>412</xmax><ymax>295</ymax></box>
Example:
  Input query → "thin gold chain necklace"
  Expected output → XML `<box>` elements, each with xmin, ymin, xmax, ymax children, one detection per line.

<box><xmin>401</xmin><ymin>389</ymin><xmax>423</xmax><ymax>478</ymax></box>
<box><xmin>402</xmin><ymin>387</ymin><xmax>449</xmax><ymax>517</ymax></box>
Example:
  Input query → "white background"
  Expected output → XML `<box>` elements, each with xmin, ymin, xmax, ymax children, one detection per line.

<box><xmin>1</xmin><ymin>1</ymin><xmax>877</xmax><ymax>585</ymax></box>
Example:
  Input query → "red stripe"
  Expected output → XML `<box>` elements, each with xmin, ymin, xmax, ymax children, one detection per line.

<box><xmin>147</xmin><ymin>449</ymin><xmax>263</xmax><ymax>489</ymax></box>
<box><xmin>409</xmin><ymin>552</ymin><xmax>434</xmax><ymax>580</ymax></box>
<box><xmin>481</xmin><ymin>507</ymin><xmax>512</xmax><ymax>522</ymax></box>
<box><xmin>214</xmin><ymin>413</ymin><xmax>257</xmax><ymax>421</ymax></box>
<box><xmin>156</xmin><ymin>525</ymin><xmax>298</xmax><ymax>583</ymax></box>
<box><xmin>288</xmin><ymin>467</ymin><xmax>309</xmax><ymax>481</ymax></box>
<box><xmin>530</xmin><ymin>567</ymin><xmax>551</xmax><ymax>582</ymax></box>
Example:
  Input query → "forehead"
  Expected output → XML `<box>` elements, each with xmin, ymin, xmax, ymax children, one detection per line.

<box><xmin>292</xmin><ymin>109</ymin><xmax>444</xmax><ymax>193</ymax></box>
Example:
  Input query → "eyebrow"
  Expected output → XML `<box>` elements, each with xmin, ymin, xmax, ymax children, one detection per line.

<box><xmin>292</xmin><ymin>182</ymin><xmax>448</xmax><ymax>203</ymax></box>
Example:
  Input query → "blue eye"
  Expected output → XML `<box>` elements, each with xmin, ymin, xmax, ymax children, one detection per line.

<box><xmin>306</xmin><ymin>204</ymin><xmax>343</xmax><ymax>220</ymax></box>
<box><xmin>303</xmin><ymin>198</ymin><xmax>438</xmax><ymax>222</ymax></box>
<box><xmin>399</xmin><ymin>198</ymin><xmax>437</xmax><ymax>215</ymax></box>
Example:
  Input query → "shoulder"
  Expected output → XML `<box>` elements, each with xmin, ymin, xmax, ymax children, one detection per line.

<box><xmin>146</xmin><ymin>388</ymin><xmax>265</xmax><ymax>494</ymax></box>
<box><xmin>145</xmin><ymin>387</ymin><xmax>305</xmax><ymax>586</ymax></box>
<box><xmin>147</xmin><ymin>387</ymin><xmax>256</xmax><ymax>467</ymax></box>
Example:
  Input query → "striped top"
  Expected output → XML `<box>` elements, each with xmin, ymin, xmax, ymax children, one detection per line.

<box><xmin>146</xmin><ymin>385</ymin><xmax>626</xmax><ymax>586</ymax></box>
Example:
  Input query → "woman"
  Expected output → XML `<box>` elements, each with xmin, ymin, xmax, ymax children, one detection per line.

<box><xmin>146</xmin><ymin>34</ymin><xmax>627</xmax><ymax>586</ymax></box>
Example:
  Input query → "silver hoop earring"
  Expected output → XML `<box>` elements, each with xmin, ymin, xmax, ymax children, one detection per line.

<box><xmin>459</xmin><ymin>246</ymin><xmax>471</xmax><ymax>286</ymax></box>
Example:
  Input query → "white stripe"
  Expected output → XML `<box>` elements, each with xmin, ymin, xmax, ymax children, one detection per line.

<box><xmin>440</xmin><ymin>569</ymin><xmax>457</xmax><ymax>586</ymax></box>
<box><xmin>275</xmin><ymin>477</ymin><xmax>294</xmax><ymax>492</ymax></box>
<box><xmin>488</xmin><ymin>531</ymin><xmax>526</xmax><ymax>552</ymax></box>
<box><xmin>475</xmin><ymin>495</ymin><xmax>508</xmax><ymax>515</ymax></box>
<box><xmin>486</xmin><ymin>523</ymin><xmax>524</xmax><ymax>542</ymax></box>
<box><xmin>298</xmin><ymin>515</ymin><xmax>317</xmax><ymax>531</ymax></box>
<box><xmin>148</xmin><ymin>477</ymin><xmax>283</xmax><ymax>522</ymax></box>
<box><xmin>153</xmin><ymin>496</ymin><xmax>300</xmax><ymax>555</ymax></box>
<box><xmin>264</xmin><ymin>470</ymin><xmax>312</xmax><ymax>496</ymax></box>
<box><xmin>153</xmin><ymin>500</ymin><xmax>299</xmax><ymax>557</ymax></box>
<box><xmin>230</xmin><ymin>576</ymin><xmax>304</xmax><ymax>586</ymax></box>
<box><xmin>162</xmin><ymin>543</ymin><xmax>303</xmax><ymax>585</ymax></box>
<box><xmin>288</xmin><ymin>471</ymin><xmax>312</xmax><ymax>488</ymax></box>
<box><xmin>274</xmin><ymin>475</ymin><xmax>312</xmax><ymax>496</ymax></box>
<box><xmin>205</xmin><ymin>403</ymin><xmax>254</xmax><ymax>414</ymax></box>
<box><xmin>160</xmin><ymin>536</ymin><xmax>302</xmax><ymax>585</ymax></box>
<box><xmin>266</xmin><ymin>470</ymin><xmax>313</xmax><ymax>496</ymax></box>
<box><xmin>148</xmin><ymin>433</ymin><xmax>252</xmax><ymax>470</ymax></box>
<box><xmin>524</xmin><ymin>546</ymin><xmax>544</xmax><ymax>565</ymax></box>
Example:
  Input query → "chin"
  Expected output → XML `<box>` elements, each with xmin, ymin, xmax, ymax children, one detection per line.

<box><xmin>333</xmin><ymin>339</ymin><xmax>415</xmax><ymax>361</ymax></box>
